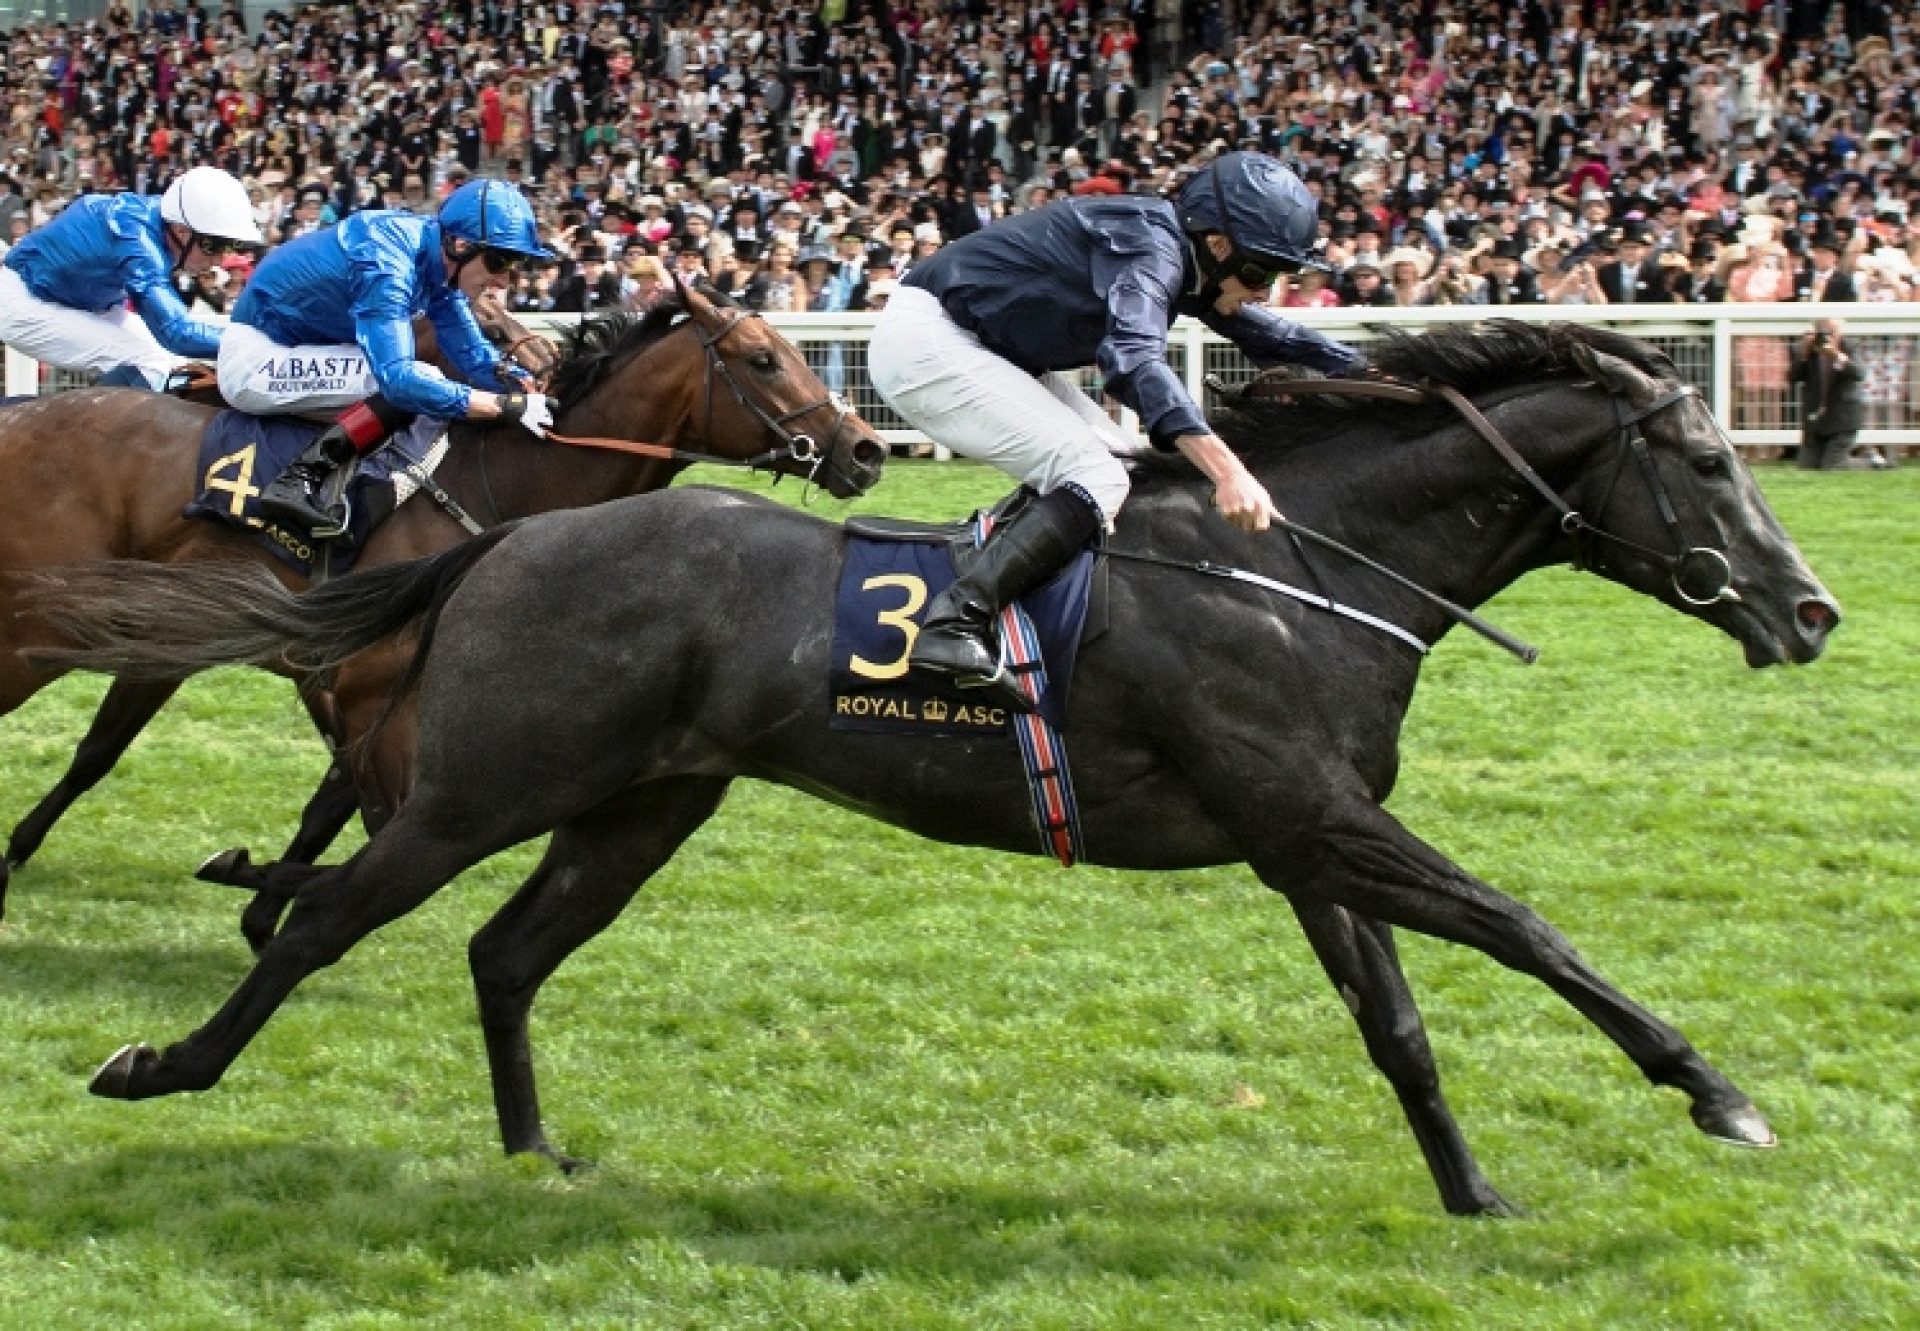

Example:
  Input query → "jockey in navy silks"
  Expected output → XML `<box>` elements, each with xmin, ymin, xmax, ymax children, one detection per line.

<box><xmin>0</xmin><ymin>166</ymin><xmax>263</xmax><ymax>389</ymax></box>
<box><xmin>866</xmin><ymin>150</ymin><xmax>1366</xmax><ymax>710</ymax></box>
<box><xmin>219</xmin><ymin>179</ymin><xmax>557</xmax><ymax>539</ymax></box>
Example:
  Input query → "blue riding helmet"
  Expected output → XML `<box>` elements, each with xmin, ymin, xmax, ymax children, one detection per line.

<box><xmin>437</xmin><ymin>179</ymin><xmax>555</xmax><ymax>260</ymax></box>
<box><xmin>1176</xmin><ymin>151</ymin><xmax>1324</xmax><ymax>275</ymax></box>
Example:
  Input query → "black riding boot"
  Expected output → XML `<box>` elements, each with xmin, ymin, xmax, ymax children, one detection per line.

<box><xmin>910</xmin><ymin>486</ymin><xmax>1102</xmax><ymax>712</ymax></box>
<box><xmin>256</xmin><ymin>396</ymin><xmax>411</xmax><ymax>539</ymax></box>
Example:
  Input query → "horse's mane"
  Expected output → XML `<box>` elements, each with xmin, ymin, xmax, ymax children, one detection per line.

<box><xmin>1191</xmin><ymin>320</ymin><xmax>1677</xmax><ymax>463</ymax></box>
<box><xmin>545</xmin><ymin>286</ymin><xmax>743</xmax><ymax>405</ymax></box>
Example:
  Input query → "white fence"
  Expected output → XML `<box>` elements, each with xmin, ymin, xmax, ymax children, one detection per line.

<box><xmin>10</xmin><ymin>303</ymin><xmax>1920</xmax><ymax>452</ymax></box>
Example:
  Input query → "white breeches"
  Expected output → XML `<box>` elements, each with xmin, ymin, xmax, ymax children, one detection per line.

<box><xmin>0</xmin><ymin>264</ymin><xmax>186</xmax><ymax>388</ymax></box>
<box><xmin>216</xmin><ymin>320</ymin><xmax>384</xmax><ymax>415</ymax></box>
<box><xmin>867</xmin><ymin>285</ymin><xmax>1133</xmax><ymax>523</ymax></box>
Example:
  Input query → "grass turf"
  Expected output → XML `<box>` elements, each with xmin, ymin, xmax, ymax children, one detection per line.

<box><xmin>0</xmin><ymin>461</ymin><xmax>1913</xmax><ymax>1329</ymax></box>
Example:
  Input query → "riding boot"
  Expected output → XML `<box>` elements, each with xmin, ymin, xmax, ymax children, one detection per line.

<box><xmin>910</xmin><ymin>486</ymin><xmax>1102</xmax><ymax>713</ymax></box>
<box><xmin>256</xmin><ymin>396</ymin><xmax>413</xmax><ymax>539</ymax></box>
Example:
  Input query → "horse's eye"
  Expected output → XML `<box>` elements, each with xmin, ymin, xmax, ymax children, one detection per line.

<box><xmin>752</xmin><ymin>352</ymin><xmax>778</xmax><ymax>372</ymax></box>
<box><xmin>1693</xmin><ymin>455</ymin><xmax>1728</xmax><ymax>477</ymax></box>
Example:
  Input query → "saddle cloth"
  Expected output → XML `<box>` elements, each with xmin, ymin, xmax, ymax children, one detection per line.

<box><xmin>829</xmin><ymin>531</ymin><xmax>1095</xmax><ymax>736</ymax></box>
<box><xmin>183</xmin><ymin>412</ymin><xmax>449</xmax><ymax>577</ymax></box>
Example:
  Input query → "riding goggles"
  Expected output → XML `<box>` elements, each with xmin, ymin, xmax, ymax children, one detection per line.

<box><xmin>478</xmin><ymin>247</ymin><xmax>532</xmax><ymax>276</ymax></box>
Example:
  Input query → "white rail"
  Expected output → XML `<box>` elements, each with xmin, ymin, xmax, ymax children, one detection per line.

<box><xmin>10</xmin><ymin>303</ymin><xmax>1920</xmax><ymax>450</ymax></box>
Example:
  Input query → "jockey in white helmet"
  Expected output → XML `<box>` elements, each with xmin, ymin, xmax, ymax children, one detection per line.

<box><xmin>0</xmin><ymin>165</ymin><xmax>263</xmax><ymax>389</ymax></box>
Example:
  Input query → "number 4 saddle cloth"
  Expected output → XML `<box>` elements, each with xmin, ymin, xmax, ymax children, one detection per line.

<box><xmin>830</xmin><ymin>501</ymin><xmax>1101</xmax><ymax>865</ymax></box>
<box><xmin>183</xmin><ymin>410</ymin><xmax>451</xmax><ymax>577</ymax></box>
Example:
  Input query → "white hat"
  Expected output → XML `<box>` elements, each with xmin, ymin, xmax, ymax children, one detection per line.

<box><xmin>161</xmin><ymin>166</ymin><xmax>265</xmax><ymax>245</ymax></box>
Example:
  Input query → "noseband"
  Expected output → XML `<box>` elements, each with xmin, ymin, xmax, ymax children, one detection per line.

<box><xmin>697</xmin><ymin>309</ymin><xmax>862</xmax><ymax>495</ymax></box>
<box><xmin>1435</xmin><ymin>382</ymin><xmax>1739</xmax><ymax>607</ymax></box>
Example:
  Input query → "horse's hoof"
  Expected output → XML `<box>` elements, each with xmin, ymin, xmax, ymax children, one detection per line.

<box><xmin>1449</xmin><ymin>1186</ymin><xmax>1524</xmax><ymax>1219</ymax></box>
<box><xmin>90</xmin><ymin>1042</ymin><xmax>159</xmax><ymax>1099</ymax></box>
<box><xmin>196</xmin><ymin>847</ymin><xmax>253</xmax><ymax>887</ymax></box>
<box><xmin>1693</xmin><ymin>1099</ymin><xmax>1777</xmax><ymax>1148</ymax></box>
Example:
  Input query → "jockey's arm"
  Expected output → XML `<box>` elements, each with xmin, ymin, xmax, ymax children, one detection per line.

<box><xmin>355</xmin><ymin>303</ymin><xmax>521</xmax><ymax>422</ymax></box>
<box><xmin>424</xmin><ymin>282</ymin><xmax>526</xmax><ymax>393</ymax></box>
<box><xmin>1202</xmin><ymin>302</ymin><xmax>1367</xmax><ymax>376</ymax></box>
<box><xmin>127</xmin><ymin>269</ymin><xmax>225</xmax><ymax>361</ymax></box>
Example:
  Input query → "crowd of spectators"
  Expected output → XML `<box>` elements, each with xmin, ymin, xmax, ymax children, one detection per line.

<box><xmin>1</xmin><ymin>0</ymin><xmax>1918</xmax><ymax>334</ymax></box>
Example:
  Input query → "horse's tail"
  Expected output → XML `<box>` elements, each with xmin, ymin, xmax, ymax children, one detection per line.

<box><xmin>22</xmin><ymin>524</ymin><xmax>521</xmax><ymax>681</ymax></box>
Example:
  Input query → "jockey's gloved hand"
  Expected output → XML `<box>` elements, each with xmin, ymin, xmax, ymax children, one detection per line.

<box><xmin>499</xmin><ymin>392</ymin><xmax>557</xmax><ymax>438</ymax></box>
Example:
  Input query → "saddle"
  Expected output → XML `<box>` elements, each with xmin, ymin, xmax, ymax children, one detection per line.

<box><xmin>183</xmin><ymin>411</ymin><xmax>451</xmax><ymax>578</ymax></box>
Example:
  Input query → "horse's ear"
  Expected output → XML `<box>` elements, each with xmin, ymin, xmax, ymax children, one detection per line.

<box><xmin>1568</xmin><ymin>342</ymin><xmax>1659</xmax><ymax>406</ymax></box>
<box><xmin>678</xmin><ymin>275</ymin><xmax>722</xmax><ymax>328</ymax></box>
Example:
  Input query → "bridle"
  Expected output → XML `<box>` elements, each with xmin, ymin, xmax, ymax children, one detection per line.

<box><xmin>696</xmin><ymin>307</ymin><xmax>863</xmax><ymax>495</ymax></box>
<box><xmin>1433</xmin><ymin>381</ymin><xmax>1740</xmax><ymax>607</ymax></box>
<box><xmin>542</xmin><ymin>307</ymin><xmax>868</xmax><ymax>497</ymax></box>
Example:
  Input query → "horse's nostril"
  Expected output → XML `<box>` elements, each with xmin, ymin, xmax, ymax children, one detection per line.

<box><xmin>1796</xmin><ymin>599</ymin><xmax>1840</xmax><ymax>638</ymax></box>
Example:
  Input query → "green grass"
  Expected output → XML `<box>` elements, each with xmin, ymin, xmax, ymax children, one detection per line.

<box><xmin>0</xmin><ymin>461</ymin><xmax>1914</xmax><ymax>1329</ymax></box>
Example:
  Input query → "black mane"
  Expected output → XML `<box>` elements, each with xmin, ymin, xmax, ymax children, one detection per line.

<box><xmin>541</xmin><ymin>286</ymin><xmax>747</xmax><ymax>405</ymax></box>
<box><xmin>544</xmin><ymin>304</ymin><xmax>688</xmax><ymax>406</ymax></box>
<box><xmin>1206</xmin><ymin>320</ymin><xmax>1678</xmax><ymax>456</ymax></box>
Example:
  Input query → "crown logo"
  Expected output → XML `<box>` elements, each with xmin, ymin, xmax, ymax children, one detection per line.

<box><xmin>922</xmin><ymin>697</ymin><xmax>950</xmax><ymax>722</ymax></box>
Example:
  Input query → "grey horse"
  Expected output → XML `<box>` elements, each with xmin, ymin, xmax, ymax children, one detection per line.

<box><xmin>28</xmin><ymin>323</ymin><xmax>1840</xmax><ymax>1215</ymax></box>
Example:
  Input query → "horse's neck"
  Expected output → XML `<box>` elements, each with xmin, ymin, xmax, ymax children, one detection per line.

<box><xmin>1237</xmin><ymin>388</ymin><xmax>1598</xmax><ymax>639</ymax></box>
<box><xmin>437</xmin><ymin>420</ymin><xmax>674</xmax><ymax>524</ymax></box>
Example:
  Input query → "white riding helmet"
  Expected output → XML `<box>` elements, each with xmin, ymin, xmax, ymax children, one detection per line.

<box><xmin>160</xmin><ymin>166</ymin><xmax>265</xmax><ymax>245</ymax></box>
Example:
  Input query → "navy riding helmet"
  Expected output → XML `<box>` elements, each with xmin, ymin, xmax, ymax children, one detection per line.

<box><xmin>1176</xmin><ymin>151</ymin><xmax>1324</xmax><ymax>285</ymax></box>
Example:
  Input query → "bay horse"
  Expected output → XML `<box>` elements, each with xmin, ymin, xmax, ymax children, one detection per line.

<box><xmin>0</xmin><ymin>296</ymin><xmax>559</xmax><ymax>894</ymax></box>
<box><xmin>27</xmin><ymin>324</ymin><xmax>1839</xmax><ymax>1215</ymax></box>
<box><xmin>0</xmin><ymin>283</ymin><xmax>886</xmax><ymax>936</ymax></box>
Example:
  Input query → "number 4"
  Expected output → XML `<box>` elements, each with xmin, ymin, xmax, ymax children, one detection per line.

<box><xmin>204</xmin><ymin>443</ymin><xmax>262</xmax><ymax>518</ymax></box>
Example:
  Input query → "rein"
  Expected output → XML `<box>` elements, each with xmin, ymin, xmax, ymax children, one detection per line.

<box><xmin>1184</xmin><ymin>368</ymin><xmax>1736</xmax><ymax>660</ymax></box>
<box><xmin>1431</xmin><ymin>382</ymin><xmax>1736</xmax><ymax>607</ymax></box>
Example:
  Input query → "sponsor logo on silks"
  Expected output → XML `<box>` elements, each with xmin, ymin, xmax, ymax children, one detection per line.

<box><xmin>830</xmin><ymin>693</ymin><xmax>1006</xmax><ymax>729</ymax></box>
<box><xmin>260</xmin><ymin>354</ymin><xmax>362</xmax><ymax>397</ymax></box>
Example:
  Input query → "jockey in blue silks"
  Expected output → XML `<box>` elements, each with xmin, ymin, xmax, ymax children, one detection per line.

<box><xmin>0</xmin><ymin>166</ymin><xmax>263</xmax><ymax>389</ymax></box>
<box><xmin>220</xmin><ymin>179</ymin><xmax>558</xmax><ymax>539</ymax></box>
<box><xmin>866</xmin><ymin>150</ymin><xmax>1365</xmax><ymax>710</ymax></box>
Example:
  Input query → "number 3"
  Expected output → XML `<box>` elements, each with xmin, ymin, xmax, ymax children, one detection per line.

<box><xmin>848</xmin><ymin>573</ymin><xmax>927</xmax><ymax>680</ymax></box>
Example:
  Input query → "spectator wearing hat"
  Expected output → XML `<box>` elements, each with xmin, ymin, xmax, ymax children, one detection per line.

<box><xmin>1483</xmin><ymin>238</ymin><xmax>1544</xmax><ymax>305</ymax></box>
<box><xmin>1669</xmin><ymin>240</ymin><xmax>1729</xmax><ymax>304</ymax></box>
<box><xmin>1337</xmin><ymin>253</ymin><xmax>1394</xmax><ymax>308</ymax></box>
<box><xmin>1596</xmin><ymin>223</ymin><xmax>1659</xmax><ymax>304</ymax></box>
<box><xmin>1794</xmin><ymin>226</ymin><xmax>1858</xmax><ymax>302</ymax></box>
<box><xmin>849</xmin><ymin>247</ymin><xmax>899</xmax><ymax>311</ymax></box>
<box><xmin>552</xmin><ymin>242</ymin><xmax>623</xmax><ymax>313</ymax></box>
<box><xmin>1381</xmin><ymin>246</ymin><xmax>1433</xmax><ymax>307</ymax></box>
<box><xmin>1530</xmin><ymin>237</ymin><xmax>1608</xmax><ymax>305</ymax></box>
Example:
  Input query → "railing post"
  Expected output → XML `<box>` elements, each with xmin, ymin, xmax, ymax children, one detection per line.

<box><xmin>1711</xmin><ymin>316</ymin><xmax>1735</xmax><ymax>440</ymax></box>
<box><xmin>4</xmin><ymin>346</ymin><xmax>37</xmax><ymax>398</ymax></box>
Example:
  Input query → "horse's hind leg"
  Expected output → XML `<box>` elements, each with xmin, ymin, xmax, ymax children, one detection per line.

<box><xmin>8</xmin><ymin>677</ymin><xmax>183</xmax><ymax>873</ymax></box>
<box><xmin>89</xmin><ymin>795</ymin><xmax>498</xmax><ymax>1101</ymax></box>
<box><xmin>467</xmin><ymin>776</ymin><xmax>731</xmax><ymax>1169</ymax></box>
<box><xmin>224</xmin><ymin>761</ymin><xmax>361</xmax><ymax>955</ymax></box>
<box><xmin>1279</xmin><ymin>894</ymin><xmax>1515</xmax><ymax>1216</ymax></box>
<box><xmin>1271</xmin><ymin>800</ymin><xmax>1772</xmax><ymax>1148</ymax></box>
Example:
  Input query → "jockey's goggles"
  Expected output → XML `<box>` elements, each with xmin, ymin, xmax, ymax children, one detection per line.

<box><xmin>478</xmin><ymin>247</ymin><xmax>533</xmax><ymax>276</ymax></box>
<box><xmin>1226</xmin><ymin>250</ymin><xmax>1303</xmax><ymax>289</ymax></box>
<box><xmin>194</xmin><ymin>235</ymin><xmax>246</xmax><ymax>258</ymax></box>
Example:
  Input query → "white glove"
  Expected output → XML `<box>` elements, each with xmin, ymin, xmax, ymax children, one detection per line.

<box><xmin>500</xmin><ymin>391</ymin><xmax>556</xmax><ymax>438</ymax></box>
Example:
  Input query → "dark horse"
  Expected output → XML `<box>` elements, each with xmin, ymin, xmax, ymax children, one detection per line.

<box><xmin>28</xmin><ymin>324</ymin><xmax>1839</xmax><ymax>1215</ymax></box>
<box><xmin>0</xmin><ymin>283</ymin><xmax>886</xmax><ymax>937</ymax></box>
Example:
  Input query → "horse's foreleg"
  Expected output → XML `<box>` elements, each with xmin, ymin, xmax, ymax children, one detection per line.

<box><xmin>1277</xmin><ymin>893</ymin><xmax>1516</xmax><ymax>1216</ymax></box>
<box><xmin>1278</xmin><ymin>803</ymin><xmax>1773</xmax><ymax>1148</ymax></box>
<box><xmin>468</xmin><ymin>776</ymin><xmax>731</xmax><ymax>1170</ymax></box>
<box><xmin>89</xmin><ymin>805</ymin><xmax>481</xmax><ymax>1101</ymax></box>
<box><xmin>8</xmin><ymin>677</ymin><xmax>183</xmax><ymax>870</ymax></box>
